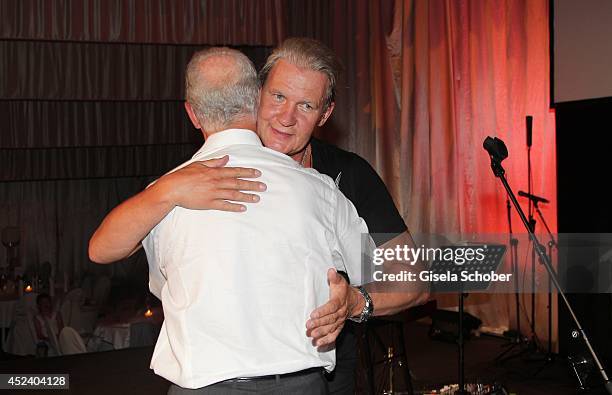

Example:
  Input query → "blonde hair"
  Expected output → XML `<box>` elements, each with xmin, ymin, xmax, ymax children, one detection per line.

<box><xmin>259</xmin><ymin>37</ymin><xmax>341</xmax><ymax>110</ymax></box>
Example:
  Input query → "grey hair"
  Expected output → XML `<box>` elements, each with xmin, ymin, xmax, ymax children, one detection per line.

<box><xmin>259</xmin><ymin>37</ymin><xmax>341</xmax><ymax>110</ymax></box>
<box><xmin>185</xmin><ymin>47</ymin><xmax>260</xmax><ymax>130</ymax></box>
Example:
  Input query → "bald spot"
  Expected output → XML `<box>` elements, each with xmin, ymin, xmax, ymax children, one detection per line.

<box><xmin>196</xmin><ymin>55</ymin><xmax>241</xmax><ymax>89</ymax></box>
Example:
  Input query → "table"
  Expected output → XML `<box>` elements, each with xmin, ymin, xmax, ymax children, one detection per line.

<box><xmin>92</xmin><ymin>323</ymin><xmax>131</xmax><ymax>350</ymax></box>
<box><xmin>90</xmin><ymin>310</ymin><xmax>162</xmax><ymax>351</ymax></box>
<box><xmin>0</xmin><ymin>297</ymin><xmax>18</xmax><ymax>347</ymax></box>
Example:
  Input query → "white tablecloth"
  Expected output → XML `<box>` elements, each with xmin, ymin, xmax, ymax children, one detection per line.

<box><xmin>93</xmin><ymin>323</ymin><xmax>131</xmax><ymax>350</ymax></box>
<box><xmin>0</xmin><ymin>299</ymin><xmax>18</xmax><ymax>328</ymax></box>
<box><xmin>0</xmin><ymin>298</ymin><xmax>18</xmax><ymax>351</ymax></box>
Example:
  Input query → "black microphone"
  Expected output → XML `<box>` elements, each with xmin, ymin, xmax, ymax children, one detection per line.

<box><xmin>483</xmin><ymin>136</ymin><xmax>508</xmax><ymax>162</ymax></box>
<box><xmin>526</xmin><ymin>116</ymin><xmax>533</xmax><ymax>147</ymax></box>
<box><xmin>518</xmin><ymin>190</ymin><xmax>549</xmax><ymax>204</ymax></box>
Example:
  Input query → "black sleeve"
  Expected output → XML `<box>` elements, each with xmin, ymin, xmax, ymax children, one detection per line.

<box><xmin>311</xmin><ymin>138</ymin><xmax>407</xmax><ymax>247</ymax></box>
<box><xmin>340</xmin><ymin>154</ymin><xmax>407</xmax><ymax>247</ymax></box>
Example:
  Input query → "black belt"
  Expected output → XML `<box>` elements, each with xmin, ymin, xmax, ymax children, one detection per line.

<box><xmin>224</xmin><ymin>367</ymin><xmax>323</xmax><ymax>383</ymax></box>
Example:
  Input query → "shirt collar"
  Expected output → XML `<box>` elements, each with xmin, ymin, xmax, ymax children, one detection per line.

<box><xmin>193</xmin><ymin>129</ymin><xmax>262</xmax><ymax>159</ymax></box>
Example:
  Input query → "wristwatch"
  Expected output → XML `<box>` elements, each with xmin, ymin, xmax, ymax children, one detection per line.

<box><xmin>349</xmin><ymin>286</ymin><xmax>374</xmax><ymax>323</ymax></box>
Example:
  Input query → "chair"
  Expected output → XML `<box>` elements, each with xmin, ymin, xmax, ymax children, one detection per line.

<box><xmin>58</xmin><ymin>326</ymin><xmax>86</xmax><ymax>354</ymax></box>
<box><xmin>60</xmin><ymin>288</ymin><xmax>84</xmax><ymax>329</ymax></box>
<box><xmin>38</xmin><ymin>314</ymin><xmax>63</xmax><ymax>356</ymax></box>
<box><xmin>4</xmin><ymin>293</ymin><xmax>39</xmax><ymax>356</ymax></box>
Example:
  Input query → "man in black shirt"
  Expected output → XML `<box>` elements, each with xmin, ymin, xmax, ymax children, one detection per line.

<box><xmin>90</xmin><ymin>38</ymin><xmax>428</xmax><ymax>394</ymax></box>
<box><xmin>307</xmin><ymin>139</ymin><xmax>415</xmax><ymax>393</ymax></box>
<box><xmin>255</xmin><ymin>39</ymin><xmax>427</xmax><ymax>393</ymax></box>
<box><xmin>310</xmin><ymin>137</ymin><xmax>408</xmax><ymax>243</ymax></box>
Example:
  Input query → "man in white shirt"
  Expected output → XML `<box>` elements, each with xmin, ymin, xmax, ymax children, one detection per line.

<box><xmin>140</xmin><ymin>47</ymin><xmax>371</xmax><ymax>393</ymax></box>
<box><xmin>89</xmin><ymin>38</ymin><xmax>428</xmax><ymax>394</ymax></box>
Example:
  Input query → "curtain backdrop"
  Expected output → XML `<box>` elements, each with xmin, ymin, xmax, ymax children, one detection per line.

<box><xmin>0</xmin><ymin>1</ymin><xmax>280</xmax><ymax>290</ymax></box>
<box><xmin>1</xmin><ymin>0</ymin><xmax>557</xmax><ymax>345</ymax></box>
<box><xmin>0</xmin><ymin>0</ymin><xmax>285</xmax><ymax>45</ymax></box>
<box><xmin>0</xmin><ymin>43</ymin><xmax>269</xmax><ymax>182</ymax></box>
<box><xmin>0</xmin><ymin>41</ymin><xmax>272</xmax><ymax>100</ymax></box>
<box><xmin>325</xmin><ymin>0</ymin><xmax>557</xmax><ymax>346</ymax></box>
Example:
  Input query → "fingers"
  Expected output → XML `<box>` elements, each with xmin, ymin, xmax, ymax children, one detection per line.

<box><xmin>213</xmin><ymin>189</ymin><xmax>261</xmax><ymax>204</ymax></box>
<box><xmin>307</xmin><ymin>298</ymin><xmax>347</xmax><ymax>331</ymax></box>
<box><xmin>327</xmin><ymin>268</ymin><xmax>342</xmax><ymax>284</ymax></box>
<box><xmin>308</xmin><ymin>300</ymin><xmax>340</xmax><ymax>320</ymax></box>
<box><xmin>202</xmin><ymin>155</ymin><xmax>230</xmax><ymax>168</ymax></box>
<box><xmin>307</xmin><ymin>321</ymin><xmax>340</xmax><ymax>340</ymax></box>
<box><xmin>216</xmin><ymin>166</ymin><xmax>262</xmax><ymax>179</ymax></box>
<box><xmin>191</xmin><ymin>161</ymin><xmax>267</xmax><ymax>191</ymax></box>
<box><xmin>315</xmin><ymin>326</ymin><xmax>343</xmax><ymax>348</ymax></box>
<box><xmin>195</xmin><ymin>160</ymin><xmax>263</xmax><ymax>180</ymax></box>
<box><xmin>208</xmin><ymin>200</ymin><xmax>247</xmax><ymax>213</ymax></box>
<box><xmin>216</xmin><ymin>177</ymin><xmax>266</xmax><ymax>192</ymax></box>
<box><xmin>308</xmin><ymin>320</ymin><xmax>345</xmax><ymax>349</ymax></box>
<box><xmin>307</xmin><ymin>310</ymin><xmax>342</xmax><ymax>331</ymax></box>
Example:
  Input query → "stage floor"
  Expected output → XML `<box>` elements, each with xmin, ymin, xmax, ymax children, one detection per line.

<box><xmin>404</xmin><ymin>321</ymin><xmax>582</xmax><ymax>394</ymax></box>
<box><xmin>0</xmin><ymin>321</ymin><xmax>601</xmax><ymax>394</ymax></box>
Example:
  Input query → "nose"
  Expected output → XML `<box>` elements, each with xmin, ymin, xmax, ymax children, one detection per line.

<box><xmin>277</xmin><ymin>103</ymin><xmax>297</xmax><ymax>127</ymax></box>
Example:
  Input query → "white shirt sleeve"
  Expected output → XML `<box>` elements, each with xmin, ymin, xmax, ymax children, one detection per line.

<box><xmin>142</xmin><ymin>230</ymin><xmax>166</xmax><ymax>300</ymax></box>
<box><xmin>331</xmin><ymin>189</ymin><xmax>374</xmax><ymax>286</ymax></box>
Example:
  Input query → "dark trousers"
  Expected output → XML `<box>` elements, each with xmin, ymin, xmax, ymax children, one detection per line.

<box><xmin>325</xmin><ymin>322</ymin><xmax>357</xmax><ymax>395</ymax></box>
<box><xmin>168</xmin><ymin>369</ymin><xmax>328</xmax><ymax>395</ymax></box>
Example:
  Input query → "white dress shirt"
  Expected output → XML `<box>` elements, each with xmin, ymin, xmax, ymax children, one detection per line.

<box><xmin>143</xmin><ymin>129</ymin><xmax>370</xmax><ymax>389</ymax></box>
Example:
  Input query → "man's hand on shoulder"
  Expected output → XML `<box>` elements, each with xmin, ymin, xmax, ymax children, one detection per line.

<box><xmin>158</xmin><ymin>155</ymin><xmax>267</xmax><ymax>212</ymax></box>
<box><xmin>89</xmin><ymin>155</ymin><xmax>267</xmax><ymax>264</ymax></box>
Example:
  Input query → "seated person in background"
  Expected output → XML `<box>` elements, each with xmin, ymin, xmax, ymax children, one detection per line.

<box><xmin>33</xmin><ymin>293</ymin><xmax>88</xmax><ymax>356</ymax></box>
<box><xmin>33</xmin><ymin>293</ymin><xmax>64</xmax><ymax>356</ymax></box>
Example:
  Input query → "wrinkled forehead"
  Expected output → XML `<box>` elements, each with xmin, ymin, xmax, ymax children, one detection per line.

<box><xmin>264</xmin><ymin>60</ymin><xmax>329</xmax><ymax>103</ymax></box>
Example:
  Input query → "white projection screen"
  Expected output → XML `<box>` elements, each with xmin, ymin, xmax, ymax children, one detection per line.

<box><xmin>553</xmin><ymin>0</ymin><xmax>612</xmax><ymax>103</ymax></box>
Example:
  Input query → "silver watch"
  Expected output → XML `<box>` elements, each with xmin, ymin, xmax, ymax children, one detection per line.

<box><xmin>349</xmin><ymin>286</ymin><xmax>373</xmax><ymax>323</ymax></box>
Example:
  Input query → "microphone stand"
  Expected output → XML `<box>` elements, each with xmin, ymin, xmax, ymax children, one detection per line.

<box><xmin>509</xmin><ymin>197</ymin><xmax>522</xmax><ymax>345</ymax></box>
<box><xmin>527</xmin><ymin>129</ymin><xmax>538</xmax><ymax>351</ymax></box>
<box><xmin>485</xmin><ymin>143</ymin><xmax>612</xmax><ymax>395</ymax></box>
<box><xmin>533</xmin><ymin>200</ymin><xmax>557</xmax><ymax>368</ymax></box>
<box><xmin>494</xmin><ymin>196</ymin><xmax>525</xmax><ymax>363</ymax></box>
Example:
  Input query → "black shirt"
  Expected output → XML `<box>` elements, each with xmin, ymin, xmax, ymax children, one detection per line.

<box><xmin>311</xmin><ymin>138</ymin><xmax>407</xmax><ymax>246</ymax></box>
<box><xmin>311</xmin><ymin>138</ymin><xmax>408</xmax><ymax>393</ymax></box>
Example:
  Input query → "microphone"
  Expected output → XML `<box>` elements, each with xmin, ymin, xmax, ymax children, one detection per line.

<box><xmin>483</xmin><ymin>136</ymin><xmax>508</xmax><ymax>162</ymax></box>
<box><xmin>526</xmin><ymin>116</ymin><xmax>533</xmax><ymax>147</ymax></box>
<box><xmin>518</xmin><ymin>190</ymin><xmax>549</xmax><ymax>204</ymax></box>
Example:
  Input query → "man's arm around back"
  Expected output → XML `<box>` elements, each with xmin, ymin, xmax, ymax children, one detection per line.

<box><xmin>89</xmin><ymin>156</ymin><xmax>265</xmax><ymax>263</ymax></box>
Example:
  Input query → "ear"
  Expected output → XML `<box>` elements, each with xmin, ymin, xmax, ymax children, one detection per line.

<box><xmin>184</xmin><ymin>102</ymin><xmax>202</xmax><ymax>130</ymax></box>
<box><xmin>317</xmin><ymin>101</ymin><xmax>335</xmax><ymax>127</ymax></box>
